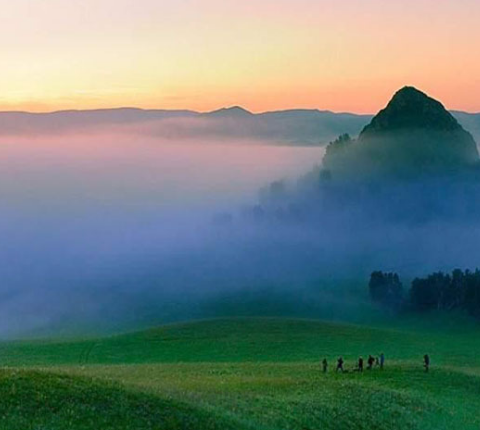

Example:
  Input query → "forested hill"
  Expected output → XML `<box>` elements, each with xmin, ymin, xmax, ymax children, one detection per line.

<box><xmin>323</xmin><ymin>87</ymin><xmax>479</xmax><ymax>179</ymax></box>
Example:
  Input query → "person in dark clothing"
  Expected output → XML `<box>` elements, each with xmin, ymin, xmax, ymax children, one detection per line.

<box><xmin>424</xmin><ymin>354</ymin><xmax>430</xmax><ymax>372</ymax></box>
<box><xmin>367</xmin><ymin>355</ymin><xmax>375</xmax><ymax>370</ymax></box>
<box><xmin>336</xmin><ymin>357</ymin><xmax>344</xmax><ymax>372</ymax></box>
<box><xmin>322</xmin><ymin>358</ymin><xmax>328</xmax><ymax>373</ymax></box>
<box><xmin>357</xmin><ymin>357</ymin><xmax>364</xmax><ymax>372</ymax></box>
<box><xmin>380</xmin><ymin>353</ymin><xmax>385</xmax><ymax>369</ymax></box>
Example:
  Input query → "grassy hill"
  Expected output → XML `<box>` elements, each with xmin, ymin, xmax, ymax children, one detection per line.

<box><xmin>0</xmin><ymin>369</ymin><xmax>239</xmax><ymax>430</ymax></box>
<box><xmin>1</xmin><ymin>317</ymin><xmax>480</xmax><ymax>429</ymax></box>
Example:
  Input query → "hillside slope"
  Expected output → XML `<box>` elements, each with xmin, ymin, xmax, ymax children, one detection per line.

<box><xmin>2</xmin><ymin>318</ymin><xmax>480</xmax><ymax>430</ymax></box>
<box><xmin>2</xmin><ymin>317</ymin><xmax>480</xmax><ymax>366</ymax></box>
<box><xmin>0</xmin><ymin>369</ymin><xmax>240</xmax><ymax>430</ymax></box>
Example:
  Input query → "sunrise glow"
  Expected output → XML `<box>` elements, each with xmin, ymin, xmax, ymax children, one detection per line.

<box><xmin>1</xmin><ymin>0</ymin><xmax>479</xmax><ymax>113</ymax></box>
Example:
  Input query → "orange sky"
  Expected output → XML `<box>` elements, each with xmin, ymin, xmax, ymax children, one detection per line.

<box><xmin>1</xmin><ymin>0</ymin><xmax>479</xmax><ymax>113</ymax></box>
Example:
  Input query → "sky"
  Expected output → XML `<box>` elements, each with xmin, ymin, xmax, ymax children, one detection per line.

<box><xmin>0</xmin><ymin>0</ymin><xmax>479</xmax><ymax>114</ymax></box>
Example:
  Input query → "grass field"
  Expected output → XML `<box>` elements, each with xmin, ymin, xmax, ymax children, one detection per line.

<box><xmin>1</xmin><ymin>317</ymin><xmax>480</xmax><ymax>429</ymax></box>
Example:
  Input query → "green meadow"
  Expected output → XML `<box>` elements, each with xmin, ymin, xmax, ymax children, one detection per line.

<box><xmin>1</xmin><ymin>317</ymin><xmax>480</xmax><ymax>429</ymax></box>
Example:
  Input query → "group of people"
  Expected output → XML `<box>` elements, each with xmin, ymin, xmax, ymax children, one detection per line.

<box><xmin>321</xmin><ymin>353</ymin><xmax>431</xmax><ymax>373</ymax></box>
<box><xmin>326</xmin><ymin>353</ymin><xmax>385</xmax><ymax>373</ymax></box>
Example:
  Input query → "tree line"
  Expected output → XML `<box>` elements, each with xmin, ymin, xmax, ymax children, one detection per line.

<box><xmin>369</xmin><ymin>269</ymin><xmax>480</xmax><ymax>318</ymax></box>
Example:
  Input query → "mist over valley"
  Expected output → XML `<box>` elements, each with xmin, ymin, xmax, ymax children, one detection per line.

<box><xmin>1</xmin><ymin>88</ymin><xmax>480</xmax><ymax>337</ymax></box>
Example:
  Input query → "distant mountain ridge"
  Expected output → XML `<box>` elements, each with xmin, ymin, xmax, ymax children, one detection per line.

<box><xmin>0</xmin><ymin>101</ymin><xmax>479</xmax><ymax>146</ymax></box>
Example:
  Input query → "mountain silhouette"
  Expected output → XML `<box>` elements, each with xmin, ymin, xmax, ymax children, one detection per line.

<box><xmin>361</xmin><ymin>87</ymin><xmax>463</xmax><ymax>135</ymax></box>
<box><xmin>323</xmin><ymin>87</ymin><xmax>479</xmax><ymax>178</ymax></box>
<box><xmin>206</xmin><ymin>106</ymin><xmax>254</xmax><ymax>117</ymax></box>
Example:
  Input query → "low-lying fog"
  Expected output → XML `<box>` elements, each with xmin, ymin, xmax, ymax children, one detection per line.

<box><xmin>0</xmin><ymin>133</ymin><xmax>325</xmax><ymax>337</ymax></box>
<box><xmin>2</xmin><ymin>131</ymin><xmax>480</xmax><ymax>338</ymax></box>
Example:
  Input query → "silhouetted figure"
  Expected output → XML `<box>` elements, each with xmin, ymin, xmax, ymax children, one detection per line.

<box><xmin>357</xmin><ymin>357</ymin><xmax>364</xmax><ymax>372</ymax></box>
<box><xmin>380</xmin><ymin>353</ymin><xmax>385</xmax><ymax>369</ymax></box>
<box><xmin>367</xmin><ymin>355</ymin><xmax>375</xmax><ymax>370</ymax></box>
<box><xmin>322</xmin><ymin>358</ymin><xmax>328</xmax><ymax>373</ymax></box>
<box><xmin>336</xmin><ymin>357</ymin><xmax>344</xmax><ymax>373</ymax></box>
<box><xmin>424</xmin><ymin>354</ymin><xmax>430</xmax><ymax>372</ymax></box>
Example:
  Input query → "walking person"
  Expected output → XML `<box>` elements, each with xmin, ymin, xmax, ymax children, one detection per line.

<box><xmin>322</xmin><ymin>358</ymin><xmax>328</xmax><ymax>373</ymax></box>
<box><xmin>357</xmin><ymin>357</ymin><xmax>364</xmax><ymax>372</ymax></box>
<box><xmin>367</xmin><ymin>355</ymin><xmax>375</xmax><ymax>370</ymax></box>
<box><xmin>336</xmin><ymin>357</ymin><xmax>344</xmax><ymax>373</ymax></box>
<box><xmin>380</xmin><ymin>353</ymin><xmax>385</xmax><ymax>369</ymax></box>
<box><xmin>424</xmin><ymin>354</ymin><xmax>430</xmax><ymax>372</ymax></box>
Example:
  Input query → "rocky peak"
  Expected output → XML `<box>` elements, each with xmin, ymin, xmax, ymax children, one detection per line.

<box><xmin>360</xmin><ymin>87</ymin><xmax>463</xmax><ymax>137</ymax></box>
